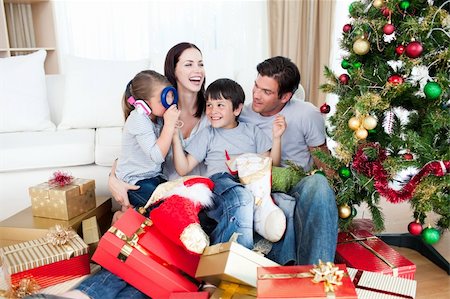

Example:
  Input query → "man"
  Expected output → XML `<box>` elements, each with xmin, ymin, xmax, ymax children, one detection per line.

<box><xmin>238</xmin><ymin>56</ymin><xmax>338</xmax><ymax>265</ymax></box>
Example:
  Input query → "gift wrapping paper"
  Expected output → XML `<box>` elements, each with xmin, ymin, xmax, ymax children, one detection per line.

<box><xmin>195</xmin><ymin>240</ymin><xmax>279</xmax><ymax>287</ymax></box>
<box><xmin>210</xmin><ymin>281</ymin><xmax>256</xmax><ymax>299</ymax></box>
<box><xmin>29</xmin><ymin>178</ymin><xmax>96</xmax><ymax>220</ymax></box>
<box><xmin>0</xmin><ymin>233</ymin><xmax>90</xmax><ymax>288</ymax></box>
<box><xmin>336</xmin><ymin>230</ymin><xmax>416</xmax><ymax>279</ymax></box>
<box><xmin>257</xmin><ymin>264</ymin><xmax>358</xmax><ymax>299</ymax></box>
<box><xmin>0</xmin><ymin>196</ymin><xmax>112</xmax><ymax>247</ymax></box>
<box><xmin>347</xmin><ymin>267</ymin><xmax>417</xmax><ymax>299</ymax></box>
<box><xmin>92</xmin><ymin>208</ymin><xmax>200</xmax><ymax>299</ymax></box>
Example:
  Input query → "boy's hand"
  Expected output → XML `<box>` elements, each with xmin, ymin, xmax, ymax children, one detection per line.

<box><xmin>272</xmin><ymin>114</ymin><xmax>286</xmax><ymax>139</ymax></box>
<box><xmin>163</xmin><ymin>105</ymin><xmax>181</xmax><ymax>129</ymax></box>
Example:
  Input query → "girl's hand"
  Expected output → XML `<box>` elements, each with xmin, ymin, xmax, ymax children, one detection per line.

<box><xmin>163</xmin><ymin>105</ymin><xmax>181</xmax><ymax>129</ymax></box>
<box><xmin>272</xmin><ymin>114</ymin><xmax>286</xmax><ymax>139</ymax></box>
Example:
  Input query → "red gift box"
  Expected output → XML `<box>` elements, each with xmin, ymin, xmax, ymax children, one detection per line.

<box><xmin>336</xmin><ymin>230</ymin><xmax>416</xmax><ymax>279</ymax></box>
<box><xmin>0</xmin><ymin>233</ymin><xmax>90</xmax><ymax>289</ymax></box>
<box><xmin>92</xmin><ymin>208</ymin><xmax>201</xmax><ymax>299</ymax></box>
<box><xmin>257</xmin><ymin>263</ymin><xmax>358</xmax><ymax>298</ymax></box>
<box><xmin>169</xmin><ymin>291</ymin><xmax>209</xmax><ymax>298</ymax></box>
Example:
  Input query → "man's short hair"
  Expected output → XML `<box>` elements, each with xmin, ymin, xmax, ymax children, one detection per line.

<box><xmin>257</xmin><ymin>56</ymin><xmax>301</xmax><ymax>98</ymax></box>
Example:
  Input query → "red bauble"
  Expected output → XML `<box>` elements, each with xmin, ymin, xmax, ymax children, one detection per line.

<box><xmin>383</xmin><ymin>23</ymin><xmax>395</xmax><ymax>35</ymax></box>
<box><xmin>403</xmin><ymin>153</ymin><xmax>414</xmax><ymax>160</ymax></box>
<box><xmin>343</xmin><ymin>24</ymin><xmax>352</xmax><ymax>33</ymax></box>
<box><xmin>339</xmin><ymin>74</ymin><xmax>350</xmax><ymax>85</ymax></box>
<box><xmin>388</xmin><ymin>74</ymin><xmax>404</xmax><ymax>85</ymax></box>
<box><xmin>395</xmin><ymin>45</ymin><xmax>405</xmax><ymax>55</ymax></box>
<box><xmin>320</xmin><ymin>103</ymin><xmax>331</xmax><ymax>114</ymax></box>
<box><xmin>408</xmin><ymin>220</ymin><xmax>423</xmax><ymax>236</ymax></box>
<box><xmin>405</xmin><ymin>41</ymin><xmax>423</xmax><ymax>58</ymax></box>
<box><xmin>381</xmin><ymin>7</ymin><xmax>391</xmax><ymax>17</ymax></box>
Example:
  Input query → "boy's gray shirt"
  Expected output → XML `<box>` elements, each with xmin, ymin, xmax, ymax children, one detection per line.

<box><xmin>116</xmin><ymin>110</ymin><xmax>165</xmax><ymax>184</ymax></box>
<box><xmin>239</xmin><ymin>99</ymin><xmax>326</xmax><ymax>172</ymax></box>
<box><xmin>185</xmin><ymin>122</ymin><xmax>272</xmax><ymax>177</ymax></box>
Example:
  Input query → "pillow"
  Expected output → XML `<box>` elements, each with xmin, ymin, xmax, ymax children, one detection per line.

<box><xmin>58</xmin><ymin>56</ymin><xmax>151</xmax><ymax>129</ymax></box>
<box><xmin>0</xmin><ymin>50</ymin><xmax>56</xmax><ymax>133</ymax></box>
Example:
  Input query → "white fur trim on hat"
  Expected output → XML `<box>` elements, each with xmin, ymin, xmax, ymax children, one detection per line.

<box><xmin>163</xmin><ymin>182</ymin><xmax>214</xmax><ymax>208</ymax></box>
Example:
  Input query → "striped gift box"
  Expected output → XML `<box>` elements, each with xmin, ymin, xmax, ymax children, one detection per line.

<box><xmin>0</xmin><ymin>233</ymin><xmax>90</xmax><ymax>288</ymax></box>
<box><xmin>347</xmin><ymin>267</ymin><xmax>417</xmax><ymax>299</ymax></box>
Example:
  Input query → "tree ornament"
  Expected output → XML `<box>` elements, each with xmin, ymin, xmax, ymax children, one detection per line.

<box><xmin>422</xmin><ymin>226</ymin><xmax>440</xmax><ymax>244</ymax></box>
<box><xmin>405</xmin><ymin>41</ymin><xmax>423</xmax><ymax>58</ymax></box>
<box><xmin>355</xmin><ymin>128</ymin><xmax>369</xmax><ymax>140</ymax></box>
<box><xmin>320</xmin><ymin>103</ymin><xmax>331</xmax><ymax>114</ymax></box>
<box><xmin>339</xmin><ymin>74</ymin><xmax>350</xmax><ymax>85</ymax></box>
<box><xmin>388</xmin><ymin>74</ymin><xmax>404</xmax><ymax>85</ymax></box>
<box><xmin>338</xmin><ymin>204</ymin><xmax>352</xmax><ymax>219</ymax></box>
<box><xmin>353</xmin><ymin>62</ymin><xmax>362</xmax><ymax>69</ymax></box>
<box><xmin>362</xmin><ymin>115</ymin><xmax>378</xmax><ymax>130</ymax></box>
<box><xmin>368</xmin><ymin>129</ymin><xmax>377</xmax><ymax>134</ymax></box>
<box><xmin>381</xmin><ymin>6</ymin><xmax>391</xmax><ymax>17</ymax></box>
<box><xmin>338</xmin><ymin>166</ymin><xmax>352</xmax><ymax>179</ymax></box>
<box><xmin>343</xmin><ymin>24</ymin><xmax>352</xmax><ymax>33</ymax></box>
<box><xmin>351</xmin><ymin>206</ymin><xmax>358</xmax><ymax>217</ymax></box>
<box><xmin>395</xmin><ymin>45</ymin><xmax>405</xmax><ymax>55</ymax></box>
<box><xmin>424</xmin><ymin>82</ymin><xmax>442</xmax><ymax>100</ymax></box>
<box><xmin>353</xmin><ymin>38</ymin><xmax>370</xmax><ymax>55</ymax></box>
<box><xmin>408</xmin><ymin>220</ymin><xmax>423</xmax><ymax>235</ymax></box>
<box><xmin>383</xmin><ymin>23</ymin><xmax>395</xmax><ymax>35</ymax></box>
<box><xmin>341</xmin><ymin>59</ymin><xmax>350</xmax><ymax>69</ymax></box>
<box><xmin>399</xmin><ymin>0</ymin><xmax>410</xmax><ymax>10</ymax></box>
<box><xmin>373</xmin><ymin>0</ymin><xmax>384</xmax><ymax>9</ymax></box>
<box><xmin>349</xmin><ymin>1</ymin><xmax>359</xmax><ymax>15</ymax></box>
<box><xmin>348</xmin><ymin>117</ymin><xmax>361</xmax><ymax>130</ymax></box>
<box><xmin>403</xmin><ymin>153</ymin><xmax>414</xmax><ymax>160</ymax></box>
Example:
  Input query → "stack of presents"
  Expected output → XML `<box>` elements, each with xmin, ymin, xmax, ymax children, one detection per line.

<box><xmin>0</xmin><ymin>173</ymin><xmax>418</xmax><ymax>298</ymax></box>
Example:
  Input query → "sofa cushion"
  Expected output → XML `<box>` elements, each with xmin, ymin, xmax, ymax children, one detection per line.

<box><xmin>0</xmin><ymin>129</ymin><xmax>95</xmax><ymax>172</ymax></box>
<box><xmin>95</xmin><ymin>127</ymin><xmax>123</xmax><ymax>166</ymax></box>
<box><xmin>58</xmin><ymin>56</ymin><xmax>151</xmax><ymax>130</ymax></box>
<box><xmin>0</xmin><ymin>50</ymin><xmax>56</xmax><ymax>133</ymax></box>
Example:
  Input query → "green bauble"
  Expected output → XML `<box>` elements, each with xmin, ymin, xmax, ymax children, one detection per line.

<box><xmin>424</xmin><ymin>82</ymin><xmax>442</xmax><ymax>100</ymax></box>
<box><xmin>422</xmin><ymin>227</ymin><xmax>440</xmax><ymax>244</ymax></box>
<box><xmin>341</xmin><ymin>59</ymin><xmax>350</xmax><ymax>69</ymax></box>
<box><xmin>272</xmin><ymin>165</ymin><xmax>306</xmax><ymax>193</ymax></box>
<box><xmin>400</xmin><ymin>0</ymin><xmax>410</xmax><ymax>10</ymax></box>
<box><xmin>351</xmin><ymin>207</ymin><xmax>357</xmax><ymax>217</ymax></box>
<box><xmin>353</xmin><ymin>62</ymin><xmax>362</xmax><ymax>69</ymax></box>
<box><xmin>338</xmin><ymin>166</ymin><xmax>351</xmax><ymax>179</ymax></box>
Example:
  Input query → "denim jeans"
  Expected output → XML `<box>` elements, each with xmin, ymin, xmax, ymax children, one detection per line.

<box><xmin>76</xmin><ymin>268</ymin><xmax>148</xmax><ymax>299</ymax></box>
<box><xmin>128</xmin><ymin>175</ymin><xmax>166</xmax><ymax>208</ymax></box>
<box><xmin>206</xmin><ymin>172</ymin><xmax>254</xmax><ymax>249</ymax></box>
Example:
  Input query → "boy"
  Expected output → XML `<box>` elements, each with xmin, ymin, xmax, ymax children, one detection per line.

<box><xmin>172</xmin><ymin>78</ymin><xmax>286</xmax><ymax>248</ymax></box>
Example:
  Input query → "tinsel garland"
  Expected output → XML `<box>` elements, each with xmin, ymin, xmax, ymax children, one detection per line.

<box><xmin>352</xmin><ymin>143</ymin><xmax>450</xmax><ymax>203</ymax></box>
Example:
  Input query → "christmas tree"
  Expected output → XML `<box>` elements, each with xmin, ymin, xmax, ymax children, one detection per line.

<box><xmin>320</xmin><ymin>0</ymin><xmax>449</xmax><ymax>244</ymax></box>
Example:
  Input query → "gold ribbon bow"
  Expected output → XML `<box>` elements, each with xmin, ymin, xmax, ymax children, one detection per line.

<box><xmin>0</xmin><ymin>278</ymin><xmax>40</xmax><ymax>298</ymax></box>
<box><xmin>46</xmin><ymin>224</ymin><xmax>76</xmax><ymax>246</ymax></box>
<box><xmin>259</xmin><ymin>260</ymin><xmax>344</xmax><ymax>296</ymax></box>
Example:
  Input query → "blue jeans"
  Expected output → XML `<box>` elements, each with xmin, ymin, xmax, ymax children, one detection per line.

<box><xmin>206</xmin><ymin>172</ymin><xmax>254</xmax><ymax>249</ymax></box>
<box><xmin>76</xmin><ymin>268</ymin><xmax>148</xmax><ymax>299</ymax></box>
<box><xmin>128</xmin><ymin>176</ymin><xmax>166</xmax><ymax>208</ymax></box>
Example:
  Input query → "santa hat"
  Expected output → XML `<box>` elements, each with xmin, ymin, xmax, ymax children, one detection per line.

<box><xmin>149</xmin><ymin>176</ymin><xmax>215</xmax><ymax>255</ymax></box>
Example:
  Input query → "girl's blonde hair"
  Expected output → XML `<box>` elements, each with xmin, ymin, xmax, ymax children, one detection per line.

<box><xmin>123</xmin><ymin>70</ymin><xmax>170</xmax><ymax>119</ymax></box>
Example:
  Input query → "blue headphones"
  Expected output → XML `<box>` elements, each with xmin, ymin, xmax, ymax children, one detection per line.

<box><xmin>161</xmin><ymin>86</ymin><xmax>178</xmax><ymax>108</ymax></box>
<box><xmin>127</xmin><ymin>86</ymin><xmax>178</xmax><ymax>116</ymax></box>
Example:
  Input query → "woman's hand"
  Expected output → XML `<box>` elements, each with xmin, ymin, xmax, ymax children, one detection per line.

<box><xmin>108</xmin><ymin>171</ymin><xmax>139</xmax><ymax>208</ymax></box>
<box><xmin>272</xmin><ymin>114</ymin><xmax>287</xmax><ymax>139</ymax></box>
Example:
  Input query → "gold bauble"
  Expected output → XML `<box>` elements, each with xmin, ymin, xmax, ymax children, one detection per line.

<box><xmin>355</xmin><ymin>128</ymin><xmax>368</xmax><ymax>140</ymax></box>
<box><xmin>348</xmin><ymin>117</ymin><xmax>361</xmax><ymax>131</ymax></box>
<box><xmin>353</xmin><ymin>38</ymin><xmax>370</xmax><ymax>55</ymax></box>
<box><xmin>362</xmin><ymin>115</ymin><xmax>378</xmax><ymax>130</ymax></box>
<box><xmin>338</xmin><ymin>204</ymin><xmax>352</xmax><ymax>219</ymax></box>
<box><xmin>373</xmin><ymin>0</ymin><xmax>384</xmax><ymax>8</ymax></box>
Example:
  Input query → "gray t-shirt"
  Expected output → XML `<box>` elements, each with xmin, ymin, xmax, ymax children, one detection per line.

<box><xmin>239</xmin><ymin>99</ymin><xmax>325</xmax><ymax>171</ymax></box>
<box><xmin>116</xmin><ymin>110</ymin><xmax>164</xmax><ymax>184</ymax></box>
<box><xmin>185</xmin><ymin>122</ymin><xmax>272</xmax><ymax>177</ymax></box>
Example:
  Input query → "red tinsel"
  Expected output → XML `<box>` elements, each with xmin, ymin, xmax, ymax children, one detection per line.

<box><xmin>48</xmin><ymin>170</ymin><xmax>74</xmax><ymax>187</ymax></box>
<box><xmin>352</xmin><ymin>143</ymin><xmax>450</xmax><ymax>203</ymax></box>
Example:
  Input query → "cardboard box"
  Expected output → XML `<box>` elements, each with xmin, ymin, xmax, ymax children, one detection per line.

<box><xmin>92</xmin><ymin>208</ymin><xmax>200</xmax><ymax>299</ymax></box>
<box><xmin>195</xmin><ymin>240</ymin><xmax>279</xmax><ymax>287</ymax></box>
<box><xmin>210</xmin><ymin>281</ymin><xmax>256</xmax><ymax>299</ymax></box>
<box><xmin>347</xmin><ymin>267</ymin><xmax>417</xmax><ymax>298</ymax></box>
<box><xmin>0</xmin><ymin>233</ymin><xmax>90</xmax><ymax>289</ymax></box>
<box><xmin>257</xmin><ymin>264</ymin><xmax>358</xmax><ymax>298</ymax></box>
<box><xmin>336</xmin><ymin>230</ymin><xmax>416</xmax><ymax>279</ymax></box>
<box><xmin>29</xmin><ymin>178</ymin><xmax>96</xmax><ymax>220</ymax></box>
<box><xmin>0</xmin><ymin>196</ymin><xmax>112</xmax><ymax>247</ymax></box>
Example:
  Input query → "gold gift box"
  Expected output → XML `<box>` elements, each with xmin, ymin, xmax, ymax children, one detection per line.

<box><xmin>0</xmin><ymin>196</ymin><xmax>112</xmax><ymax>247</ymax></box>
<box><xmin>195</xmin><ymin>240</ymin><xmax>279</xmax><ymax>287</ymax></box>
<box><xmin>29</xmin><ymin>178</ymin><xmax>96</xmax><ymax>220</ymax></box>
<box><xmin>210</xmin><ymin>281</ymin><xmax>256</xmax><ymax>299</ymax></box>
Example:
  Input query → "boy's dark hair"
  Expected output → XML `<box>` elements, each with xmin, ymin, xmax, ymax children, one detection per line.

<box><xmin>256</xmin><ymin>56</ymin><xmax>301</xmax><ymax>98</ymax></box>
<box><xmin>205</xmin><ymin>78</ymin><xmax>245</xmax><ymax>110</ymax></box>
